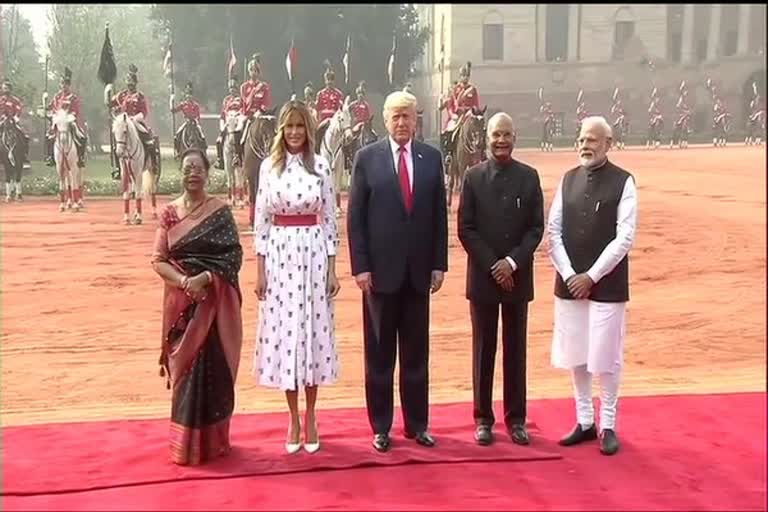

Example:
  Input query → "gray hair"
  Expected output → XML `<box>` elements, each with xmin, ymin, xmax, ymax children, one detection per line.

<box><xmin>581</xmin><ymin>116</ymin><xmax>613</xmax><ymax>139</ymax></box>
<box><xmin>487</xmin><ymin>112</ymin><xmax>514</xmax><ymax>135</ymax></box>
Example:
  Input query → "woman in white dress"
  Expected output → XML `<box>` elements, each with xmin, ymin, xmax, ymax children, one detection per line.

<box><xmin>253</xmin><ymin>99</ymin><xmax>340</xmax><ymax>455</ymax></box>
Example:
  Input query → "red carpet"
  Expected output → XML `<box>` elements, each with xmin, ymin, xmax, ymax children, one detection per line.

<box><xmin>3</xmin><ymin>392</ymin><xmax>766</xmax><ymax>511</ymax></box>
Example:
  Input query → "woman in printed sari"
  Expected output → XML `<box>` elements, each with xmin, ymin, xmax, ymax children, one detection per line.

<box><xmin>151</xmin><ymin>147</ymin><xmax>244</xmax><ymax>466</ymax></box>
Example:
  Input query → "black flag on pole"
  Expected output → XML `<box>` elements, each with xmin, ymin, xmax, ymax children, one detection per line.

<box><xmin>97</xmin><ymin>24</ymin><xmax>117</xmax><ymax>85</ymax></box>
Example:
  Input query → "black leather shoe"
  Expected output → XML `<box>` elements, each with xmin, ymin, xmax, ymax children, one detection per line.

<box><xmin>373</xmin><ymin>433</ymin><xmax>391</xmax><ymax>453</ymax></box>
<box><xmin>600</xmin><ymin>429</ymin><xmax>620</xmax><ymax>455</ymax></box>
<box><xmin>474</xmin><ymin>425</ymin><xmax>494</xmax><ymax>446</ymax></box>
<box><xmin>559</xmin><ymin>423</ymin><xmax>598</xmax><ymax>446</ymax></box>
<box><xmin>405</xmin><ymin>431</ymin><xmax>436</xmax><ymax>447</ymax></box>
<box><xmin>508</xmin><ymin>424</ymin><xmax>530</xmax><ymax>445</ymax></box>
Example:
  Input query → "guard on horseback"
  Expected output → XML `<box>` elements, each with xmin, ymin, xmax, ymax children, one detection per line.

<box><xmin>610</xmin><ymin>88</ymin><xmax>628</xmax><ymax>150</ymax></box>
<box><xmin>172</xmin><ymin>81</ymin><xmax>206</xmax><ymax>159</ymax></box>
<box><xmin>315</xmin><ymin>61</ymin><xmax>345</xmax><ymax>152</ymax></box>
<box><xmin>343</xmin><ymin>80</ymin><xmax>377</xmax><ymax>171</ymax></box>
<box><xmin>440</xmin><ymin>62</ymin><xmax>479</xmax><ymax>161</ymax></box>
<box><xmin>712</xmin><ymin>95</ymin><xmax>730</xmax><ymax>146</ymax></box>
<box><xmin>538</xmin><ymin>87</ymin><xmax>555</xmax><ymax>151</ymax></box>
<box><xmin>574</xmin><ymin>89</ymin><xmax>587</xmax><ymax>149</ymax></box>
<box><xmin>240</xmin><ymin>53</ymin><xmax>273</xmax><ymax>144</ymax></box>
<box><xmin>45</xmin><ymin>67</ymin><xmax>87</xmax><ymax>168</ymax></box>
<box><xmin>0</xmin><ymin>77</ymin><xmax>30</xmax><ymax>167</ymax></box>
<box><xmin>747</xmin><ymin>82</ymin><xmax>765</xmax><ymax>146</ymax></box>
<box><xmin>215</xmin><ymin>77</ymin><xmax>243</xmax><ymax>169</ymax></box>
<box><xmin>109</xmin><ymin>64</ymin><xmax>159</xmax><ymax>173</ymax></box>
<box><xmin>647</xmin><ymin>87</ymin><xmax>664</xmax><ymax>148</ymax></box>
<box><xmin>671</xmin><ymin>81</ymin><xmax>692</xmax><ymax>148</ymax></box>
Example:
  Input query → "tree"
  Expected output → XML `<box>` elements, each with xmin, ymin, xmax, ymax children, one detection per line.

<box><xmin>150</xmin><ymin>4</ymin><xmax>429</xmax><ymax>107</ymax></box>
<box><xmin>1</xmin><ymin>6</ymin><xmax>43</xmax><ymax>117</ymax></box>
<box><xmin>47</xmin><ymin>5</ymin><xmax>168</xmax><ymax>149</ymax></box>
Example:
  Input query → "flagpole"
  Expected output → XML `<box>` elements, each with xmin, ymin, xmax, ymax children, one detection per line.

<box><xmin>438</xmin><ymin>13</ymin><xmax>445</xmax><ymax>137</ymax></box>
<box><xmin>168</xmin><ymin>41</ymin><xmax>176</xmax><ymax>143</ymax></box>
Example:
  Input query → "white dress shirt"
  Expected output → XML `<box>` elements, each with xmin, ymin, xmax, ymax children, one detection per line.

<box><xmin>388</xmin><ymin>136</ymin><xmax>414</xmax><ymax>193</ymax></box>
<box><xmin>547</xmin><ymin>169</ymin><xmax>638</xmax><ymax>284</ymax></box>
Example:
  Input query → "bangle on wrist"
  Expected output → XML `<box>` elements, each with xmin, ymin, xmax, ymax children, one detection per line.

<box><xmin>179</xmin><ymin>275</ymin><xmax>189</xmax><ymax>289</ymax></box>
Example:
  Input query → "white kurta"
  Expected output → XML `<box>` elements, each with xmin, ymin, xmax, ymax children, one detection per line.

<box><xmin>547</xmin><ymin>167</ymin><xmax>638</xmax><ymax>374</ymax></box>
<box><xmin>252</xmin><ymin>153</ymin><xmax>340</xmax><ymax>390</ymax></box>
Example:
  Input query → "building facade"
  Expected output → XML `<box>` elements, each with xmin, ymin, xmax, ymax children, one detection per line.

<box><xmin>414</xmin><ymin>4</ymin><xmax>766</xmax><ymax>142</ymax></box>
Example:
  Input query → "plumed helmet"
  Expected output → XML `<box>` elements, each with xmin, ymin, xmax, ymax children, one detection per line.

<box><xmin>184</xmin><ymin>81</ymin><xmax>193</xmax><ymax>95</ymax></box>
<box><xmin>323</xmin><ymin>60</ymin><xmax>335</xmax><ymax>82</ymax></box>
<box><xmin>459</xmin><ymin>61</ymin><xmax>472</xmax><ymax>79</ymax></box>
<box><xmin>228</xmin><ymin>76</ymin><xmax>238</xmax><ymax>90</ymax></box>
<box><xmin>304</xmin><ymin>81</ymin><xmax>314</xmax><ymax>99</ymax></box>
<box><xmin>61</xmin><ymin>66</ymin><xmax>72</xmax><ymax>86</ymax></box>
<box><xmin>248</xmin><ymin>53</ymin><xmax>262</xmax><ymax>74</ymax></box>
<box><xmin>403</xmin><ymin>82</ymin><xmax>414</xmax><ymax>93</ymax></box>
<box><xmin>126</xmin><ymin>64</ymin><xmax>139</xmax><ymax>85</ymax></box>
<box><xmin>1</xmin><ymin>77</ymin><xmax>11</xmax><ymax>90</ymax></box>
<box><xmin>356</xmin><ymin>80</ymin><xmax>367</xmax><ymax>96</ymax></box>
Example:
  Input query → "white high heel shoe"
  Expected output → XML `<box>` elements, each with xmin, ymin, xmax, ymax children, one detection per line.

<box><xmin>304</xmin><ymin>419</ymin><xmax>320</xmax><ymax>454</ymax></box>
<box><xmin>285</xmin><ymin>420</ymin><xmax>302</xmax><ymax>454</ymax></box>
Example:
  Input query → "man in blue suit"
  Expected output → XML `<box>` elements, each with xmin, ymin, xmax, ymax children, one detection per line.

<box><xmin>347</xmin><ymin>90</ymin><xmax>449</xmax><ymax>453</ymax></box>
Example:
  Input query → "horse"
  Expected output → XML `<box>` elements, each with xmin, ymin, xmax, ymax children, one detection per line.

<box><xmin>223</xmin><ymin>110</ymin><xmax>246</xmax><ymax>208</ymax></box>
<box><xmin>112</xmin><ymin>112</ymin><xmax>156</xmax><ymax>225</ymax></box>
<box><xmin>646</xmin><ymin>115</ymin><xmax>664</xmax><ymax>149</ymax></box>
<box><xmin>342</xmin><ymin>117</ymin><xmax>377</xmax><ymax>185</ymax></box>
<box><xmin>712</xmin><ymin>111</ymin><xmax>730</xmax><ymax>147</ymax></box>
<box><xmin>746</xmin><ymin>109</ymin><xmax>765</xmax><ymax>146</ymax></box>
<box><xmin>51</xmin><ymin>109</ymin><xmax>84</xmax><ymax>212</ymax></box>
<box><xmin>670</xmin><ymin>113</ymin><xmax>692</xmax><ymax>149</ymax></box>
<box><xmin>446</xmin><ymin>106</ymin><xmax>487</xmax><ymax>209</ymax></box>
<box><xmin>0</xmin><ymin>115</ymin><xmax>26</xmax><ymax>202</ymax></box>
<box><xmin>319</xmin><ymin>102</ymin><xmax>353</xmax><ymax>217</ymax></box>
<box><xmin>178</xmin><ymin>119</ymin><xmax>207</xmax><ymax>155</ymax></box>
<box><xmin>242</xmin><ymin>109</ymin><xmax>278</xmax><ymax>226</ymax></box>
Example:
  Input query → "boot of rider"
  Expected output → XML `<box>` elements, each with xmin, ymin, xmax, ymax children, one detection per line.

<box><xmin>215</xmin><ymin>137</ymin><xmax>225</xmax><ymax>169</ymax></box>
<box><xmin>45</xmin><ymin>136</ymin><xmax>56</xmax><ymax>167</ymax></box>
<box><xmin>76</xmin><ymin>140</ymin><xmax>86</xmax><ymax>168</ymax></box>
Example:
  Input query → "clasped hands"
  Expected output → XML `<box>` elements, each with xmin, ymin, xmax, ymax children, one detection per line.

<box><xmin>180</xmin><ymin>272</ymin><xmax>212</xmax><ymax>302</ymax></box>
<box><xmin>565</xmin><ymin>273</ymin><xmax>594</xmax><ymax>299</ymax></box>
<box><xmin>491</xmin><ymin>259</ymin><xmax>515</xmax><ymax>292</ymax></box>
<box><xmin>354</xmin><ymin>270</ymin><xmax>444</xmax><ymax>294</ymax></box>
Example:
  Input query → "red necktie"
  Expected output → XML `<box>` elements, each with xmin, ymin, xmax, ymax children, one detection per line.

<box><xmin>398</xmin><ymin>145</ymin><xmax>413</xmax><ymax>213</ymax></box>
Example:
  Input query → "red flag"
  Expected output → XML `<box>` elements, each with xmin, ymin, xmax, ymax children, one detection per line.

<box><xmin>285</xmin><ymin>38</ymin><xmax>297</xmax><ymax>83</ymax></box>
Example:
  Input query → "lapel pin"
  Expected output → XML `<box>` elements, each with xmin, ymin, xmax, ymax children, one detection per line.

<box><xmin>417</xmin><ymin>153</ymin><xmax>423</xmax><ymax>159</ymax></box>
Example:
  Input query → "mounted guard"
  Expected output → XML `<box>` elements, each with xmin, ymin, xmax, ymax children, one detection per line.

<box><xmin>0</xmin><ymin>77</ymin><xmax>31</xmax><ymax>167</ymax></box>
<box><xmin>109</xmin><ymin>64</ymin><xmax>159</xmax><ymax>172</ymax></box>
<box><xmin>574</xmin><ymin>89</ymin><xmax>587</xmax><ymax>149</ymax></box>
<box><xmin>671</xmin><ymin>81</ymin><xmax>692</xmax><ymax>149</ymax></box>
<box><xmin>171</xmin><ymin>81</ymin><xmax>206</xmax><ymax>159</ymax></box>
<box><xmin>215</xmin><ymin>77</ymin><xmax>243</xmax><ymax>169</ymax></box>
<box><xmin>707</xmin><ymin>79</ymin><xmax>729</xmax><ymax>147</ymax></box>
<box><xmin>539</xmin><ymin>88</ymin><xmax>555</xmax><ymax>151</ymax></box>
<box><xmin>440</xmin><ymin>62</ymin><xmax>480</xmax><ymax>162</ymax></box>
<box><xmin>304</xmin><ymin>81</ymin><xmax>318</xmax><ymax>123</ymax></box>
<box><xmin>45</xmin><ymin>67</ymin><xmax>87</xmax><ymax>168</ymax></box>
<box><xmin>314</xmin><ymin>61</ymin><xmax>345</xmax><ymax>153</ymax></box>
<box><xmin>646</xmin><ymin>87</ymin><xmax>664</xmax><ymax>149</ymax></box>
<box><xmin>610</xmin><ymin>88</ymin><xmax>629</xmax><ymax>150</ymax></box>
<box><xmin>746</xmin><ymin>81</ymin><xmax>765</xmax><ymax>146</ymax></box>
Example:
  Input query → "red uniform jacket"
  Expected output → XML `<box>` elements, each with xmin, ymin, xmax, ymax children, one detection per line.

<box><xmin>240</xmin><ymin>80</ymin><xmax>272</xmax><ymax>117</ymax></box>
<box><xmin>220</xmin><ymin>94</ymin><xmax>243</xmax><ymax>119</ymax></box>
<box><xmin>49</xmin><ymin>90</ymin><xmax>85</xmax><ymax>130</ymax></box>
<box><xmin>172</xmin><ymin>98</ymin><xmax>202</xmax><ymax>121</ymax></box>
<box><xmin>315</xmin><ymin>87</ymin><xmax>345</xmax><ymax>122</ymax></box>
<box><xmin>111</xmin><ymin>90</ymin><xmax>149</xmax><ymax>118</ymax></box>
<box><xmin>350</xmin><ymin>99</ymin><xmax>372</xmax><ymax>124</ymax></box>
<box><xmin>0</xmin><ymin>93</ymin><xmax>23</xmax><ymax>119</ymax></box>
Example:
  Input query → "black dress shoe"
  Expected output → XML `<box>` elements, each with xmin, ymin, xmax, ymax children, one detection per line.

<box><xmin>508</xmin><ymin>424</ymin><xmax>530</xmax><ymax>445</ymax></box>
<box><xmin>559</xmin><ymin>423</ymin><xmax>598</xmax><ymax>446</ymax></box>
<box><xmin>405</xmin><ymin>431</ymin><xmax>436</xmax><ymax>447</ymax></box>
<box><xmin>475</xmin><ymin>425</ymin><xmax>494</xmax><ymax>446</ymax></box>
<box><xmin>600</xmin><ymin>429</ymin><xmax>620</xmax><ymax>455</ymax></box>
<box><xmin>373</xmin><ymin>433</ymin><xmax>391</xmax><ymax>453</ymax></box>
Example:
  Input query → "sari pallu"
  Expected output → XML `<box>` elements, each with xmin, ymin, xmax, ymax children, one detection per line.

<box><xmin>152</xmin><ymin>198</ymin><xmax>244</xmax><ymax>466</ymax></box>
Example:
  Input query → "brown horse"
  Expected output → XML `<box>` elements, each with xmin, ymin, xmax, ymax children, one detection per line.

<box><xmin>243</xmin><ymin>110</ymin><xmax>278</xmax><ymax>225</ymax></box>
<box><xmin>446</xmin><ymin>106</ymin><xmax>486</xmax><ymax>209</ymax></box>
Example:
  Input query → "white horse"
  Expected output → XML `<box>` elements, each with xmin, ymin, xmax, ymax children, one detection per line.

<box><xmin>222</xmin><ymin>110</ymin><xmax>246</xmax><ymax>209</ymax></box>
<box><xmin>319</xmin><ymin>98</ymin><xmax>352</xmax><ymax>217</ymax></box>
<box><xmin>112</xmin><ymin>113</ymin><xmax>156</xmax><ymax>225</ymax></box>
<box><xmin>51</xmin><ymin>109</ymin><xmax>83</xmax><ymax>212</ymax></box>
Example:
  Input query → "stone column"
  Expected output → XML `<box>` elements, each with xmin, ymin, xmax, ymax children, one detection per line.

<box><xmin>737</xmin><ymin>4</ymin><xmax>751</xmax><ymax>56</ymax></box>
<box><xmin>567</xmin><ymin>4</ymin><xmax>579</xmax><ymax>61</ymax></box>
<box><xmin>707</xmin><ymin>4</ymin><xmax>722</xmax><ymax>60</ymax></box>
<box><xmin>681</xmin><ymin>4</ymin><xmax>695</xmax><ymax>64</ymax></box>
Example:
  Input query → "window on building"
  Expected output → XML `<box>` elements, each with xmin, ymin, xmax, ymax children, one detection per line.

<box><xmin>667</xmin><ymin>4</ymin><xmax>684</xmax><ymax>62</ymax></box>
<box><xmin>483</xmin><ymin>23</ymin><xmax>504</xmax><ymax>61</ymax></box>
<box><xmin>613</xmin><ymin>21</ymin><xmax>635</xmax><ymax>59</ymax></box>
<box><xmin>545</xmin><ymin>5</ymin><xmax>569</xmax><ymax>62</ymax></box>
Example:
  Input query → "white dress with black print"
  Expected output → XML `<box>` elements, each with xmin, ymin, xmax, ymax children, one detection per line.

<box><xmin>252</xmin><ymin>152</ymin><xmax>340</xmax><ymax>390</ymax></box>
